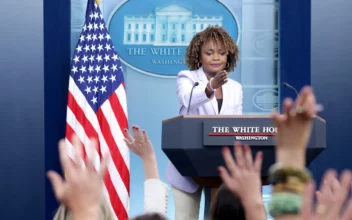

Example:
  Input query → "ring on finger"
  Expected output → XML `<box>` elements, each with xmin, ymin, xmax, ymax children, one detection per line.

<box><xmin>295</xmin><ymin>106</ymin><xmax>306</xmax><ymax>114</ymax></box>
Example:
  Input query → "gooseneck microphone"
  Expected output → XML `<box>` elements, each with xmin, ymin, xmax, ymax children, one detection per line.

<box><xmin>282</xmin><ymin>82</ymin><xmax>299</xmax><ymax>96</ymax></box>
<box><xmin>187</xmin><ymin>82</ymin><xmax>199</xmax><ymax>115</ymax></box>
<box><xmin>282</xmin><ymin>82</ymin><xmax>324</xmax><ymax>118</ymax></box>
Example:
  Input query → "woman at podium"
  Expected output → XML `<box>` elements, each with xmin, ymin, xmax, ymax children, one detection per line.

<box><xmin>165</xmin><ymin>26</ymin><xmax>243</xmax><ymax>220</ymax></box>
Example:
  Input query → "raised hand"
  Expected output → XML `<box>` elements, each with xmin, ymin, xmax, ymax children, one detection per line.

<box><xmin>218</xmin><ymin>142</ymin><xmax>266</xmax><ymax>220</ymax></box>
<box><xmin>47</xmin><ymin>135</ymin><xmax>109</xmax><ymax>219</ymax></box>
<box><xmin>124</xmin><ymin>125</ymin><xmax>158</xmax><ymax>179</ymax></box>
<box><xmin>210</xmin><ymin>70</ymin><xmax>228</xmax><ymax>89</ymax></box>
<box><xmin>124</xmin><ymin>125</ymin><xmax>155</xmax><ymax>161</ymax></box>
<box><xmin>271</xmin><ymin>86</ymin><xmax>319</xmax><ymax>168</ymax></box>
<box><xmin>301</xmin><ymin>170</ymin><xmax>352</xmax><ymax>220</ymax></box>
<box><xmin>218</xmin><ymin>141</ymin><xmax>263</xmax><ymax>203</ymax></box>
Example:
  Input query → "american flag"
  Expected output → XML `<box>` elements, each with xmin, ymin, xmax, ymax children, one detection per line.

<box><xmin>65</xmin><ymin>0</ymin><xmax>129</xmax><ymax>219</ymax></box>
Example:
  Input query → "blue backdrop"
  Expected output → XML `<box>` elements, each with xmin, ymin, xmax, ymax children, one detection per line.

<box><xmin>1</xmin><ymin>0</ymin><xmax>352</xmax><ymax>219</ymax></box>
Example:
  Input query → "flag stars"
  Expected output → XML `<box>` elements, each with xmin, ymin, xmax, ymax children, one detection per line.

<box><xmin>99</xmin><ymin>23</ymin><xmax>105</xmax><ymax>30</ymax></box>
<box><xmin>86</xmin><ymin>34</ymin><xmax>92</xmax><ymax>41</ymax></box>
<box><xmin>104</xmin><ymin>54</ymin><xmax>110</xmax><ymax>62</ymax></box>
<box><xmin>103</xmin><ymin>65</ymin><xmax>109</xmax><ymax>73</ymax></box>
<box><xmin>82</xmin><ymin>55</ymin><xmax>89</xmax><ymax>63</ymax></box>
<box><xmin>92</xmin><ymin>34</ymin><xmax>97</xmax><ymax>41</ymax></box>
<box><xmin>87</xmin><ymin>75</ymin><xmax>93</xmax><ymax>83</ymax></box>
<box><xmin>78</xmin><ymin>75</ymin><xmax>85</xmax><ymax>84</ymax></box>
<box><xmin>89</xmin><ymin>55</ymin><xmax>95</xmax><ymax>62</ymax></box>
<box><xmin>93</xmin><ymin>86</ymin><xmax>98</xmax><ymax>94</ymax></box>
<box><xmin>89</xmin><ymin>13</ymin><xmax>94</xmax><ymax>20</ymax></box>
<box><xmin>80</xmin><ymin>65</ymin><xmax>87</xmax><ymax>73</ymax></box>
<box><xmin>76</xmin><ymin>45</ymin><xmax>82</xmax><ymax>53</ymax></box>
<box><xmin>110</xmin><ymin>74</ymin><xmax>116</xmax><ymax>82</ymax></box>
<box><xmin>84</xmin><ymin>45</ymin><xmax>90</xmax><ymax>52</ymax></box>
<box><xmin>98</xmin><ymin>34</ymin><xmax>104</xmax><ymax>41</ymax></box>
<box><xmin>94</xmin><ymin>12</ymin><xmax>99</xmax><ymax>19</ymax></box>
<box><xmin>95</xmin><ymin>65</ymin><xmax>101</xmax><ymax>72</ymax></box>
<box><xmin>84</xmin><ymin>86</ymin><xmax>91</xmax><ymax>94</ymax></box>
<box><xmin>73</xmin><ymin>55</ymin><xmax>80</xmax><ymax>63</ymax></box>
<box><xmin>71</xmin><ymin>7</ymin><xmax>125</xmax><ymax>108</ymax></box>
<box><xmin>112</xmin><ymin>54</ymin><xmax>119</xmax><ymax>61</ymax></box>
<box><xmin>102</xmin><ymin>75</ymin><xmax>108</xmax><ymax>83</ymax></box>
<box><xmin>111</xmin><ymin>64</ymin><xmax>118</xmax><ymax>72</ymax></box>
<box><xmin>96</xmin><ymin>55</ymin><xmax>103</xmax><ymax>62</ymax></box>
<box><xmin>88</xmin><ymin>65</ymin><xmax>94</xmax><ymax>73</ymax></box>
<box><xmin>94</xmin><ymin>76</ymin><xmax>100</xmax><ymax>83</ymax></box>
<box><xmin>100</xmin><ymin>85</ymin><xmax>107</xmax><ymax>94</ymax></box>
<box><xmin>105</xmin><ymin>43</ymin><xmax>111</xmax><ymax>51</ymax></box>
<box><xmin>93</xmin><ymin>23</ymin><xmax>98</xmax><ymax>31</ymax></box>
<box><xmin>88</xmin><ymin>23</ymin><xmax>93</xmax><ymax>31</ymax></box>
<box><xmin>91</xmin><ymin>96</ymin><xmax>97</xmax><ymax>104</ymax></box>
<box><xmin>97</xmin><ymin>44</ymin><xmax>104</xmax><ymax>52</ymax></box>
<box><xmin>71</xmin><ymin>66</ymin><xmax>78</xmax><ymax>74</ymax></box>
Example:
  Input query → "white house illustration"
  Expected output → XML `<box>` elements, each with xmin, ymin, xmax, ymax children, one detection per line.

<box><xmin>256</xmin><ymin>93</ymin><xmax>277</xmax><ymax>104</ymax></box>
<box><xmin>123</xmin><ymin>4</ymin><xmax>223</xmax><ymax>46</ymax></box>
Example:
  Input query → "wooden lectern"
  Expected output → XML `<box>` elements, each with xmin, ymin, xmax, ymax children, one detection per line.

<box><xmin>161</xmin><ymin>115</ymin><xmax>326</xmax><ymax>217</ymax></box>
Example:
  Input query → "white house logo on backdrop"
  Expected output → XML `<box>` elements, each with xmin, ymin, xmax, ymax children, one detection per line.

<box><xmin>107</xmin><ymin>0</ymin><xmax>239</xmax><ymax>78</ymax></box>
<box><xmin>123</xmin><ymin>4</ymin><xmax>223</xmax><ymax>46</ymax></box>
<box><xmin>252</xmin><ymin>89</ymin><xmax>278</xmax><ymax>111</ymax></box>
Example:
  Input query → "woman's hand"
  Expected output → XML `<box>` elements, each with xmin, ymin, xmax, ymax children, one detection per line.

<box><xmin>209</xmin><ymin>70</ymin><xmax>228</xmax><ymax>89</ymax></box>
<box><xmin>301</xmin><ymin>170</ymin><xmax>352</xmax><ymax>220</ymax></box>
<box><xmin>124</xmin><ymin>126</ymin><xmax>159</xmax><ymax>179</ymax></box>
<box><xmin>47</xmin><ymin>136</ymin><xmax>109</xmax><ymax>220</ymax></box>
<box><xmin>271</xmin><ymin>86</ymin><xmax>318</xmax><ymax>168</ymax></box>
<box><xmin>218</xmin><ymin>142</ymin><xmax>267</xmax><ymax>220</ymax></box>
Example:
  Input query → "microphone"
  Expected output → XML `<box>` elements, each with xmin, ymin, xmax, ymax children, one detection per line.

<box><xmin>282</xmin><ymin>82</ymin><xmax>299</xmax><ymax>96</ymax></box>
<box><xmin>282</xmin><ymin>82</ymin><xmax>324</xmax><ymax>120</ymax></box>
<box><xmin>187</xmin><ymin>82</ymin><xmax>199</xmax><ymax>115</ymax></box>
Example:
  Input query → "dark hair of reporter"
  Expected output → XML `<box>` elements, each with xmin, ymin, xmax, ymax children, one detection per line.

<box><xmin>130</xmin><ymin>213</ymin><xmax>167</xmax><ymax>220</ymax></box>
<box><xmin>210</xmin><ymin>184</ymin><xmax>246</xmax><ymax>220</ymax></box>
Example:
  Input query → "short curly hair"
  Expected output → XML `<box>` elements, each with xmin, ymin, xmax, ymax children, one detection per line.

<box><xmin>185</xmin><ymin>26</ymin><xmax>239</xmax><ymax>72</ymax></box>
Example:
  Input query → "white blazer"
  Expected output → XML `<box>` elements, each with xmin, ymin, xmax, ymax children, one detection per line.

<box><xmin>165</xmin><ymin>67</ymin><xmax>243</xmax><ymax>193</ymax></box>
<box><xmin>177</xmin><ymin>67</ymin><xmax>243</xmax><ymax>115</ymax></box>
<box><xmin>144</xmin><ymin>179</ymin><xmax>169</xmax><ymax>215</ymax></box>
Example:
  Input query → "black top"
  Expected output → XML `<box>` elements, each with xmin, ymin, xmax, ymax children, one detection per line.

<box><xmin>217</xmin><ymin>98</ymin><xmax>223</xmax><ymax>113</ymax></box>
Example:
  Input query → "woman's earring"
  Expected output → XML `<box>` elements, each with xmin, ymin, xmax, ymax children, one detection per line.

<box><xmin>225</xmin><ymin>62</ymin><xmax>229</xmax><ymax>68</ymax></box>
<box><xmin>197</xmin><ymin>62</ymin><xmax>201</xmax><ymax>68</ymax></box>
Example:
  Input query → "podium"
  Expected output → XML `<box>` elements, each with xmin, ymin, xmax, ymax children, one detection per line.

<box><xmin>161</xmin><ymin>115</ymin><xmax>326</xmax><ymax>215</ymax></box>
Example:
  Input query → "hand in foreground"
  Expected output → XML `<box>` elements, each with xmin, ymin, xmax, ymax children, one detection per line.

<box><xmin>47</xmin><ymin>135</ymin><xmax>109</xmax><ymax>219</ymax></box>
<box><xmin>218</xmin><ymin>142</ymin><xmax>266</xmax><ymax>220</ymax></box>
<box><xmin>124</xmin><ymin>125</ymin><xmax>155</xmax><ymax>161</ymax></box>
<box><xmin>210</xmin><ymin>70</ymin><xmax>228</xmax><ymax>89</ymax></box>
<box><xmin>301</xmin><ymin>170</ymin><xmax>352</xmax><ymax>220</ymax></box>
<box><xmin>272</xmin><ymin>86</ymin><xmax>317</xmax><ymax>150</ymax></box>
<box><xmin>271</xmin><ymin>86</ymin><xmax>318</xmax><ymax>167</ymax></box>
<box><xmin>124</xmin><ymin>125</ymin><xmax>158</xmax><ymax>179</ymax></box>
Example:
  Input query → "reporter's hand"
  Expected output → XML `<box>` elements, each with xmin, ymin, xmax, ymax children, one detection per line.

<box><xmin>124</xmin><ymin>125</ymin><xmax>155</xmax><ymax>161</ymax></box>
<box><xmin>271</xmin><ymin>86</ymin><xmax>318</xmax><ymax>167</ymax></box>
<box><xmin>210</xmin><ymin>70</ymin><xmax>228</xmax><ymax>89</ymax></box>
<box><xmin>47</xmin><ymin>135</ymin><xmax>109</xmax><ymax>219</ymax></box>
<box><xmin>218</xmin><ymin>142</ymin><xmax>266</xmax><ymax>220</ymax></box>
<box><xmin>301</xmin><ymin>170</ymin><xmax>352</xmax><ymax>220</ymax></box>
<box><xmin>124</xmin><ymin>125</ymin><xmax>159</xmax><ymax>179</ymax></box>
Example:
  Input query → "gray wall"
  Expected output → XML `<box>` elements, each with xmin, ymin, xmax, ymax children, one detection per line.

<box><xmin>310</xmin><ymin>0</ymin><xmax>352</xmax><ymax>181</ymax></box>
<box><xmin>0</xmin><ymin>0</ymin><xmax>45</xmax><ymax>219</ymax></box>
